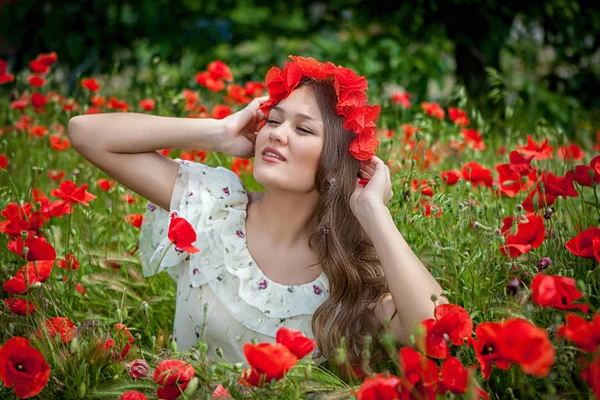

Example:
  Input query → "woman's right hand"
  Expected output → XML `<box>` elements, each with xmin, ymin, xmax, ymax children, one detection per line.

<box><xmin>220</xmin><ymin>96</ymin><xmax>270</xmax><ymax>159</ymax></box>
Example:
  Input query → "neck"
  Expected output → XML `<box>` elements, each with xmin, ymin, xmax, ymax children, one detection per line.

<box><xmin>249</xmin><ymin>187</ymin><xmax>319</xmax><ymax>248</ymax></box>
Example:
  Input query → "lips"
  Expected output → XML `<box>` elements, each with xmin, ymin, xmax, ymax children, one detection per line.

<box><xmin>262</xmin><ymin>147</ymin><xmax>286</xmax><ymax>161</ymax></box>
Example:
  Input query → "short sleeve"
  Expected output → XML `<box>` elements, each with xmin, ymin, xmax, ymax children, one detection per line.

<box><xmin>138</xmin><ymin>158</ymin><xmax>247</xmax><ymax>285</ymax></box>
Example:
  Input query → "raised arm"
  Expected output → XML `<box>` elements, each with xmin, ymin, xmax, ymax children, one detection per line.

<box><xmin>67</xmin><ymin>113</ymin><xmax>224</xmax><ymax>211</ymax></box>
<box><xmin>67</xmin><ymin>96</ymin><xmax>269</xmax><ymax>211</ymax></box>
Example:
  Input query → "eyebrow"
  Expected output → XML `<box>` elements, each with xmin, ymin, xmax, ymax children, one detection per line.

<box><xmin>272</xmin><ymin>106</ymin><xmax>322</xmax><ymax>124</ymax></box>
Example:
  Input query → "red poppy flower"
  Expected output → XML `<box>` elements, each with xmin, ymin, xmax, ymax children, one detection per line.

<box><xmin>28</xmin><ymin>76</ymin><xmax>46</xmax><ymax>87</ymax></box>
<box><xmin>0</xmin><ymin>337</ymin><xmax>51</xmax><ymax>398</ymax></box>
<box><xmin>440</xmin><ymin>170</ymin><xmax>461</xmax><ymax>185</ymax></box>
<box><xmin>90</xmin><ymin>95</ymin><xmax>106</xmax><ymax>107</ymax></box>
<box><xmin>461</xmin><ymin>161</ymin><xmax>493</xmax><ymax>189</ymax></box>
<box><xmin>516</xmin><ymin>135</ymin><xmax>553</xmax><ymax>160</ymax></box>
<box><xmin>469</xmin><ymin>322</ymin><xmax>511</xmax><ymax>380</ymax></box>
<box><xmin>105</xmin><ymin>323</ymin><xmax>135</xmax><ymax>360</ymax></box>
<box><xmin>38</xmin><ymin>198</ymin><xmax>72</xmax><ymax>219</ymax></box>
<box><xmin>343</xmin><ymin>105</ymin><xmax>381</xmax><ymax>134</ymax></box>
<box><xmin>349</xmin><ymin>130</ymin><xmax>380</xmax><ymax>161</ymax></box>
<box><xmin>461</xmin><ymin>129</ymin><xmax>485</xmax><ymax>151</ymax></box>
<box><xmin>128</xmin><ymin>359</ymin><xmax>150</xmax><ymax>379</ymax></box>
<box><xmin>29</xmin><ymin>60</ymin><xmax>50</xmax><ymax>74</ymax></box>
<box><xmin>557</xmin><ymin>143</ymin><xmax>585</xmax><ymax>161</ymax></box>
<box><xmin>581</xmin><ymin>354</ymin><xmax>600</xmax><ymax>399</ymax></box>
<box><xmin>557</xmin><ymin>313</ymin><xmax>600</xmax><ymax>353</ymax></box>
<box><xmin>391</xmin><ymin>91</ymin><xmax>411</xmax><ymax>109</ymax></box>
<box><xmin>449</xmin><ymin>108</ymin><xmax>470</xmax><ymax>127</ymax></box>
<box><xmin>139</xmin><ymin>98</ymin><xmax>155</xmax><ymax>111</ymax></box>
<box><xmin>231</xmin><ymin>158</ymin><xmax>253</xmax><ymax>177</ymax></box>
<box><xmin>522</xmin><ymin>170</ymin><xmax>578</xmax><ymax>212</ymax></box>
<box><xmin>499</xmin><ymin>214</ymin><xmax>545</xmax><ymax>257</ymax></box>
<box><xmin>48</xmin><ymin>134</ymin><xmax>70</xmax><ymax>151</ymax></box>
<box><xmin>8</xmin><ymin>233</ymin><xmax>57</xmax><ymax>261</ymax></box>
<box><xmin>168</xmin><ymin>212</ymin><xmax>200</xmax><ymax>254</ymax></box>
<box><xmin>97</xmin><ymin>178</ymin><xmax>116</xmax><ymax>191</ymax></box>
<box><xmin>81</xmin><ymin>78</ymin><xmax>101</xmax><ymax>92</ymax></box>
<box><xmin>36</xmin><ymin>51</ymin><xmax>57</xmax><ymax>67</ymax></box>
<box><xmin>153</xmin><ymin>360</ymin><xmax>195</xmax><ymax>400</ymax></box>
<box><xmin>50</xmin><ymin>180</ymin><xmax>97</xmax><ymax>205</ymax></box>
<box><xmin>421</xmin><ymin>102</ymin><xmax>445</xmax><ymax>120</ymax></box>
<box><xmin>120</xmin><ymin>391</ymin><xmax>148</xmax><ymax>400</ymax></box>
<box><xmin>0</xmin><ymin>154</ymin><xmax>7</xmax><ymax>169</ymax></box>
<box><xmin>195</xmin><ymin>71</ymin><xmax>225</xmax><ymax>92</ymax></box>
<box><xmin>207</xmin><ymin>60</ymin><xmax>233</xmax><ymax>82</ymax></box>
<box><xmin>356</xmin><ymin>373</ymin><xmax>401</xmax><ymax>400</ymax></box>
<box><xmin>0</xmin><ymin>59</ymin><xmax>15</xmax><ymax>84</ymax></box>
<box><xmin>56</xmin><ymin>253</ymin><xmax>79</xmax><ymax>270</ymax></box>
<box><xmin>47</xmin><ymin>169</ymin><xmax>65</xmax><ymax>182</ymax></box>
<box><xmin>3</xmin><ymin>260</ymin><xmax>54</xmax><ymax>294</ymax></box>
<box><xmin>241</xmin><ymin>343</ymin><xmax>298</xmax><ymax>387</ymax></box>
<box><xmin>398</xmin><ymin>347</ymin><xmax>439</xmax><ymax>398</ymax></box>
<box><xmin>495</xmin><ymin>318</ymin><xmax>555</xmax><ymax>378</ymax></box>
<box><xmin>180</xmin><ymin>150</ymin><xmax>207</xmax><ymax>163</ymax></box>
<box><xmin>124</xmin><ymin>214</ymin><xmax>144</xmax><ymax>229</ymax></box>
<box><xmin>419</xmin><ymin>304</ymin><xmax>473</xmax><ymax>359</ymax></box>
<box><xmin>212</xmin><ymin>104</ymin><xmax>232</xmax><ymax>120</ymax></box>
<box><xmin>566</xmin><ymin>227</ymin><xmax>600</xmax><ymax>260</ymax></box>
<box><xmin>225</xmin><ymin>84</ymin><xmax>251</xmax><ymax>104</ymax></box>
<box><xmin>211</xmin><ymin>384</ymin><xmax>231</xmax><ymax>398</ymax></box>
<box><xmin>244</xmin><ymin>81</ymin><xmax>265</xmax><ymax>98</ymax></box>
<box><xmin>573</xmin><ymin>165</ymin><xmax>598</xmax><ymax>187</ymax></box>
<box><xmin>31</xmin><ymin>92</ymin><xmax>48</xmax><ymax>108</ymax></box>
<box><xmin>437</xmin><ymin>356</ymin><xmax>469</xmax><ymax>395</ymax></box>
<box><xmin>411</xmin><ymin>179</ymin><xmax>434</xmax><ymax>197</ymax></box>
<box><xmin>275</xmin><ymin>326</ymin><xmax>316</xmax><ymax>359</ymax></box>
<box><xmin>5</xmin><ymin>298</ymin><xmax>38</xmax><ymax>316</ymax></box>
<box><xmin>531</xmin><ymin>273</ymin><xmax>588</xmax><ymax>313</ymax></box>
<box><xmin>106</xmin><ymin>96</ymin><xmax>130</xmax><ymax>111</ymax></box>
<box><xmin>43</xmin><ymin>317</ymin><xmax>76</xmax><ymax>343</ymax></box>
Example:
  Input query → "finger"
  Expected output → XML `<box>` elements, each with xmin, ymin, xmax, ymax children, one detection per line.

<box><xmin>249</xmin><ymin>96</ymin><xmax>270</xmax><ymax>110</ymax></box>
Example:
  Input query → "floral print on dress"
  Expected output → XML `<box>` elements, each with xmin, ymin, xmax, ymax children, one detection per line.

<box><xmin>223</xmin><ymin>187</ymin><xmax>230</xmax><ymax>196</ymax></box>
<box><xmin>236</xmin><ymin>230</ymin><xmax>245</xmax><ymax>239</ymax></box>
<box><xmin>146</xmin><ymin>203</ymin><xmax>156</xmax><ymax>212</ymax></box>
<box><xmin>313</xmin><ymin>285</ymin><xmax>323</xmax><ymax>295</ymax></box>
<box><xmin>193</xmin><ymin>268</ymin><xmax>200</xmax><ymax>275</ymax></box>
<box><xmin>258</xmin><ymin>279</ymin><xmax>267</xmax><ymax>289</ymax></box>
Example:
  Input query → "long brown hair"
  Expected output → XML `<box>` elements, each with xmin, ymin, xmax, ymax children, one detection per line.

<box><xmin>296</xmin><ymin>78</ymin><xmax>396</xmax><ymax>366</ymax></box>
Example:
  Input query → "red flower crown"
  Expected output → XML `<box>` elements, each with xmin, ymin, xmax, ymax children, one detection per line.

<box><xmin>259</xmin><ymin>55</ymin><xmax>381</xmax><ymax>161</ymax></box>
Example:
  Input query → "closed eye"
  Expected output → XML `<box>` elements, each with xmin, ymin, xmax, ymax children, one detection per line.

<box><xmin>266</xmin><ymin>119</ymin><xmax>280</xmax><ymax>125</ymax></box>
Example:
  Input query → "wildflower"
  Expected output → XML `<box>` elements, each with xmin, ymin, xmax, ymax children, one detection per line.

<box><xmin>3</xmin><ymin>260</ymin><xmax>54</xmax><ymax>294</ymax></box>
<box><xmin>461</xmin><ymin>161</ymin><xmax>493</xmax><ymax>189</ymax></box>
<box><xmin>499</xmin><ymin>214</ymin><xmax>545</xmax><ymax>258</ymax></box>
<box><xmin>516</xmin><ymin>135</ymin><xmax>554</xmax><ymax>160</ymax></box>
<box><xmin>536</xmin><ymin>257</ymin><xmax>552</xmax><ymax>271</ymax></box>
<box><xmin>128</xmin><ymin>359</ymin><xmax>150</xmax><ymax>379</ymax></box>
<box><xmin>231</xmin><ymin>158</ymin><xmax>253</xmax><ymax>177</ymax></box>
<box><xmin>421</xmin><ymin>102</ymin><xmax>445</xmax><ymax>120</ymax></box>
<box><xmin>531</xmin><ymin>273</ymin><xmax>589</xmax><ymax>313</ymax></box>
<box><xmin>120</xmin><ymin>391</ymin><xmax>148</xmax><ymax>400</ymax></box>
<box><xmin>81</xmin><ymin>78</ymin><xmax>101</xmax><ymax>92</ymax></box>
<box><xmin>153</xmin><ymin>360</ymin><xmax>195</xmax><ymax>399</ymax></box>
<box><xmin>0</xmin><ymin>337</ymin><xmax>51</xmax><ymax>399</ymax></box>
<box><xmin>0</xmin><ymin>59</ymin><xmax>14</xmax><ymax>84</ymax></box>
<box><xmin>449</xmin><ymin>108</ymin><xmax>470</xmax><ymax>127</ymax></box>
<box><xmin>124</xmin><ymin>213</ymin><xmax>144</xmax><ymax>229</ymax></box>
<box><xmin>557</xmin><ymin>144</ymin><xmax>585</xmax><ymax>161</ymax></box>
<box><xmin>556</xmin><ymin>313</ymin><xmax>600</xmax><ymax>353</ymax></box>
<box><xmin>5</xmin><ymin>298</ymin><xmax>38</xmax><ymax>315</ymax></box>
<box><xmin>275</xmin><ymin>326</ymin><xmax>316</xmax><ymax>359</ymax></box>
<box><xmin>138</xmin><ymin>98</ymin><xmax>155</xmax><ymax>111</ymax></box>
<box><xmin>8</xmin><ymin>232</ymin><xmax>57</xmax><ymax>261</ymax></box>
<box><xmin>391</xmin><ymin>91</ymin><xmax>411</xmax><ymax>109</ymax></box>
<box><xmin>42</xmin><ymin>317</ymin><xmax>76</xmax><ymax>343</ymax></box>
<box><xmin>211</xmin><ymin>104</ymin><xmax>232</xmax><ymax>119</ymax></box>
<box><xmin>356</xmin><ymin>373</ymin><xmax>401</xmax><ymax>399</ymax></box>
<box><xmin>50</xmin><ymin>180</ymin><xmax>96</xmax><ymax>205</ymax></box>
<box><xmin>239</xmin><ymin>343</ymin><xmax>298</xmax><ymax>387</ymax></box>
<box><xmin>565</xmin><ymin>227</ymin><xmax>600</xmax><ymax>262</ymax></box>
<box><xmin>418</xmin><ymin>304</ymin><xmax>473</xmax><ymax>359</ymax></box>
<box><xmin>56</xmin><ymin>253</ymin><xmax>79</xmax><ymax>270</ymax></box>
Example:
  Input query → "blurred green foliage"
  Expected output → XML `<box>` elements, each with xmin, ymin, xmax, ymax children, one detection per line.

<box><xmin>1</xmin><ymin>0</ymin><xmax>599</xmax><ymax>135</ymax></box>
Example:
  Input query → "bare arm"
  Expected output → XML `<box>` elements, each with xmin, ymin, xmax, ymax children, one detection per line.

<box><xmin>68</xmin><ymin>113</ymin><xmax>225</xmax><ymax>211</ymax></box>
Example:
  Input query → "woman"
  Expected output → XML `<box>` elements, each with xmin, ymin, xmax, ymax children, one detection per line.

<box><xmin>68</xmin><ymin>56</ymin><xmax>447</xmax><ymax>368</ymax></box>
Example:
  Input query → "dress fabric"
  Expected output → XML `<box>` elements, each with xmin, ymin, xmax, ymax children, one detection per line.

<box><xmin>138</xmin><ymin>159</ymin><xmax>330</xmax><ymax>365</ymax></box>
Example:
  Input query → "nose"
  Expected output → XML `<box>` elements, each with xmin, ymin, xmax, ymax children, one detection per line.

<box><xmin>269</xmin><ymin>122</ymin><xmax>289</xmax><ymax>145</ymax></box>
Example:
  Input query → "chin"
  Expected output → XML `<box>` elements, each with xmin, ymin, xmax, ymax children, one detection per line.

<box><xmin>253</xmin><ymin>168</ymin><xmax>315</xmax><ymax>193</ymax></box>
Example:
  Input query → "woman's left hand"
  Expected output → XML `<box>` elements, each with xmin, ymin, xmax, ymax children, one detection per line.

<box><xmin>349</xmin><ymin>156</ymin><xmax>393</xmax><ymax>224</ymax></box>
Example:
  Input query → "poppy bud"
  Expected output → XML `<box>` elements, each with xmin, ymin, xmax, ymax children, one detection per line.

<box><xmin>216</xmin><ymin>347</ymin><xmax>224</xmax><ymax>358</ymax></box>
<box><xmin>543</xmin><ymin>207</ymin><xmax>554</xmax><ymax>220</ymax></box>
<box><xmin>115</xmin><ymin>308</ymin><xmax>122</xmax><ymax>321</ymax></box>
<box><xmin>576</xmin><ymin>280</ymin><xmax>585</xmax><ymax>292</ymax></box>
<box><xmin>78</xmin><ymin>382</ymin><xmax>86</xmax><ymax>399</ymax></box>
<box><xmin>430</xmin><ymin>294</ymin><xmax>438</xmax><ymax>302</ymax></box>
<box><xmin>70</xmin><ymin>337</ymin><xmax>79</xmax><ymax>354</ymax></box>
<box><xmin>8</xmin><ymin>323</ymin><xmax>14</xmax><ymax>332</ymax></box>
<box><xmin>304</xmin><ymin>364</ymin><xmax>312</xmax><ymax>380</ymax></box>
<box><xmin>515</xmin><ymin>204</ymin><xmax>523</xmax><ymax>212</ymax></box>
<box><xmin>536</xmin><ymin>257</ymin><xmax>552</xmax><ymax>271</ymax></box>
<box><xmin>184</xmin><ymin>377</ymin><xmax>199</xmax><ymax>396</ymax></box>
<box><xmin>494</xmin><ymin>228</ymin><xmax>502</xmax><ymax>236</ymax></box>
<box><xmin>190</xmin><ymin>348</ymin><xmax>200</xmax><ymax>360</ymax></box>
<box><xmin>335</xmin><ymin>348</ymin><xmax>347</xmax><ymax>365</ymax></box>
<box><xmin>141</xmin><ymin>301</ymin><xmax>148</xmax><ymax>312</ymax></box>
<box><xmin>121</xmin><ymin>308</ymin><xmax>128</xmax><ymax>320</ymax></box>
<box><xmin>199</xmin><ymin>342</ymin><xmax>208</xmax><ymax>354</ymax></box>
<box><xmin>170</xmin><ymin>338</ymin><xmax>178</xmax><ymax>352</ymax></box>
<box><xmin>20</xmin><ymin>230</ymin><xmax>29</xmax><ymax>240</ymax></box>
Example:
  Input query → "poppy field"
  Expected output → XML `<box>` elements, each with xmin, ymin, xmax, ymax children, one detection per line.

<box><xmin>0</xmin><ymin>52</ymin><xmax>599</xmax><ymax>399</ymax></box>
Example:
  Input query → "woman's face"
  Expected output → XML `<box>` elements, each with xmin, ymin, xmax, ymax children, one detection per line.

<box><xmin>253</xmin><ymin>86</ymin><xmax>324</xmax><ymax>193</ymax></box>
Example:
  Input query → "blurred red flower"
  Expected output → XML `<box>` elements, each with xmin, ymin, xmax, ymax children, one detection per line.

<box><xmin>356</xmin><ymin>373</ymin><xmax>401</xmax><ymax>399</ymax></box>
<box><xmin>82</xmin><ymin>78</ymin><xmax>101</xmax><ymax>92</ymax></box>
<box><xmin>97</xmin><ymin>178</ymin><xmax>117</xmax><ymax>191</ymax></box>
<box><xmin>531</xmin><ymin>273</ymin><xmax>588</xmax><ymax>313</ymax></box>
<box><xmin>557</xmin><ymin>313</ymin><xmax>600</xmax><ymax>353</ymax></box>
<box><xmin>240</xmin><ymin>343</ymin><xmax>298</xmax><ymax>387</ymax></box>
<box><xmin>106</xmin><ymin>96</ymin><xmax>129</xmax><ymax>111</ymax></box>
<box><xmin>565</xmin><ymin>227</ymin><xmax>600</xmax><ymax>262</ymax></box>
<box><xmin>449</xmin><ymin>108</ymin><xmax>470</xmax><ymax>127</ymax></box>
<box><xmin>56</xmin><ymin>253</ymin><xmax>79</xmax><ymax>270</ymax></box>
<box><xmin>581</xmin><ymin>354</ymin><xmax>600</xmax><ymax>399</ymax></box>
<box><xmin>139</xmin><ymin>98</ymin><xmax>155</xmax><ymax>111</ymax></box>
<box><xmin>499</xmin><ymin>214</ymin><xmax>545</xmax><ymax>258</ymax></box>
<box><xmin>31</xmin><ymin>92</ymin><xmax>48</xmax><ymax>108</ymax></box>
<box><xmin>5</xmin><ymin>298</ymin><xmax>38</xmax><ymax>316</ymax></box>
<box><xmin>3</xmin><ymin>260</ymin><xmax>54</xmax><ymax>294</ymax></box>
<box><xmin>120</xmin><ymin>391</ymin><xmax>148</xmax><ymax>400</ymax></box>
<box><xmin>419</xmin><ymin>304</ymin><xmax>473</xmax><ymax>359</ymax></box>
<box><xmin>8</xmin><ymin>232</ymin><xmax>57</xmax><ymax>261</ymax></box>
<box><xmin>231</xmin><ymin>158</ymin><xmax>253</xmax><ymax>177</ymax></box>
<box><xmin>28</xmin><ymin>75</ymin><xmax>46</xmax><ymax>87</ymax></box>
<box><xmin>461</xmin><ymin>161</ymin><xmax>493</xmax><ymax>189</ymax></box>
<box><xmin>49</xmin><ymin>135</ymin><xmax>71</xmax><ymax>151</ymax></box>
<box><xmin>0</xmin><ymin>59</ymin><xmax>14</xmax><ymax>84</ymax></box>
<box><xmin>51</xmin><ymin>180</ymin><xmax>97</xmax><ymax>206</ymax></box>
<box><xmin>207</xmin><ymin>60</ymin><xmax>233</xmax><ymax>82</ymax></box>
<box><xmin>461</xmin><ymin>129</ymin><xmax>485</xmax><ymax>151</ymax></box>
<box><xmin>516</xmin><ymin>135</ymin><xmax>553</xmax><ymax>160</ymax></box>
<box><xmin>557</xmin><ymin>143</ymin><xmax>585</xmax><ymax>161</ymax></box>
<box><xmin>0</xmin><ymin>337</ymin><xmax>51</xmax><ymax>398</ymax></box>
<box><xmin>124</xmin><ymin>213</ymin><xmax>144</xmax><ymax>229</ymax></box>
<box><xmin>440</xmin><ymin>170</ymin><xmax>461</xmax><ymax>185</ymax></box>
<box><xmin>399</xmin><ymin>347</ymin><xmax>439</xmax><ymax>399</ymax></box>
<box><xmin>212</xmin><ymin>104</ymin><xmax>232</xmax><ymax>119</ymax></box>
<box><xmin>153</xmin><ymin>360</ymin><xmax>195</xmax><ymax>400</ymax></box>
<box><xmin>421</xmin><ymin>102</ymin><xmax>445</xmax><ymax>120</ymax></box>
<box><xmin>391</xmin><ymin>91</ymin><xmax>411</xmax><ymax>109</ymax></box>
<box><xmin>43</xmin><ymin>317</ymin><xmax>76</xmax><ymax>343</ymax></box>
<box><xmin>275</xmin><ymin>326</ymin><xmax>316</xmax><ymax>359</ymax></box>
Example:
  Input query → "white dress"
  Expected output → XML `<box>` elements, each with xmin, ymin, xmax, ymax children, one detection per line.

<box><xmin>138</xmin><ymin>159</ymin><xmax>330</xmax><ymax>365</ymax></box>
